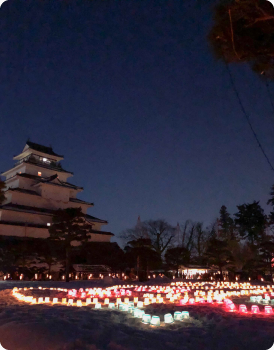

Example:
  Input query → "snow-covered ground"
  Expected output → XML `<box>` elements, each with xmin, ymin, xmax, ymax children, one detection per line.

<box><xmin>0</xmin><ymin>280</ymin><xmax>273</xmax><ymax>350</ymax></box>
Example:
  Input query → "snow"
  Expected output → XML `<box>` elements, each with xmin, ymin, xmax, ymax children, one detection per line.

<box><xmin>0</xmin><ymin>281</ymin><xmax>273</xmax><ymax>350</ymax></box>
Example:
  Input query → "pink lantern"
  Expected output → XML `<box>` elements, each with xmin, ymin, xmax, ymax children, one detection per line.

<box><xmin>264</xmin><ymin>306</ymin><xmax>273</xmax><ymax>315</ymax></box>
<box><xmin>224</xmin><ymin>299</ymin><xmax>233</xmax><ymax>305</ymax></box>
<box><xmin>179</xmin><ymin>299</ymin><xmax>187</xmax><ymax>305</ymax></box>
<box><xmin>227</xmin><ymin>303</ymin><xmax>236</xmax><ymax>311</ymax></box>
<box><xmin>239</xmin><ymin>304</ymin><xmax>247</xmax><ymax>313</ymax></box>
<box><xmin>251</xmin><ymin>305</ymin><xmax>260</xmax><ymax>314</ymax></box>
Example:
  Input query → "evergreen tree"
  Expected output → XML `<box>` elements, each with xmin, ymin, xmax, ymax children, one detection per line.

<box><xmin>48</xmin><ymin>207</ymin><xmax>93</xmax><ymax>282</ymax></box>
<box><xmin>234</xmin><ymin>201</ymin><xmax>267</xmax><ymax>244</ymax></box>
<box><xmin>267</xmin><ymin>184</ymin><xmax>274</xmax><ymax>222</ymax></box>
<box><xmin>219</xmin><ymin>205</ymin><xmax>235</xmax><ymax>240</ymax></box>
<box><xmin>205</xmin><ymin>237</ymin><xmax>235</xmax><ymax>280</ymax></box>
<box><xmin>165</xmin><ymin>246</ymin><xmax>190</xmax><ymax>278</ymax></box>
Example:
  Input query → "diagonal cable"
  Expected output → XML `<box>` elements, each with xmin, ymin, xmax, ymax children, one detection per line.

<box><xmin>225</xmin><ymin>63</ymin><xmax>274</xmax><ymax>172</ymax></box>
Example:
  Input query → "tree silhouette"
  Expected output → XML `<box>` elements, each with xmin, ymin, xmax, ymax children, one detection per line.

<box><xmin>208</xmin><ymin>0</ymin><xmax>274</xmax><ymax>80</ymax></box>
<box><xmin>48</xmin><ymin>207</ymin><xmax>93</xmax><ymax>282</ymax></box>
<box><xmin>234</xmin><ymin>201</ymin><xmax>267</xmax><ymax>244</ymax></box>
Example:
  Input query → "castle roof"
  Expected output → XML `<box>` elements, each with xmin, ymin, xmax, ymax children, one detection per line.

<box><xmin>17</xmin><ymin>173</ymin><xmax>83</xmax><ymax>190</ymax></box>
<box><xmin>25</xmin><ymin>141</ymin><xmax>64</xmax><ymax>158</ymax></box>
<box><xmin>6</xmin><ymin>187</ymin><xmax>93</xmax><ymax>206</ymax></box>
<box><xmin>0</xmin><ymin>203</ymin><xmax>107</xmax><ymax>223</ymax></box>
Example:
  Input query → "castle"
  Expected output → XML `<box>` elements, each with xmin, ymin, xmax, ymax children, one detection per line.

<box><xmin>0</xmin><ymin>141</ymin><xmax>114</xmax><ymax>243</ymax></box>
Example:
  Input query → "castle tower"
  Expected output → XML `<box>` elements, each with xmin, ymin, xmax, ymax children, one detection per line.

<box><xmin>0</xmin><ymin>141</ymin><xmax>114</xmax><ymax>242</ymax></box>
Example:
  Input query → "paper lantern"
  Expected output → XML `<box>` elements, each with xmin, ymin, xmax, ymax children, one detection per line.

<box><xmin>62</xmin><ymin>298</ymin><xmax>67</xmax><ymax>304</ymax></box>
<box><xmin>93</xmin><ymin>298</ymin><xmax>98</xmax><ymax>304</ymax></box>
<box><xmin>137</xmin><ymin>301</ymin><xmax>143</xmax><ymax>308</ymax></box>
<box><xmin>189</xmin><ymin>298</ymin><xmax>195</xmax><ymax>304</ymax></box>
<box><xmin>124</xmin><ymin>298</ymin><xmax>129</xmax><ymax>304</ymax></box>
<box><xmin>52</xmin><ymin>298</ymin><xmax>58</xmax><ymax>304</ymax></box>
<box><xmin>134</xmin><ymin>297</ymin><xmax>138</xmax><ymax>303</ymax></box>
<box><xmin>133</xmin><ymin>308</ymin><xmax>141</xmax><ymax>318</ymax></box>
<box><xmin>118</xmin><ymin>303</ymin><xmax>125</xmax><ymax>310</ymax></box>
<box><xmin>31</xmin><ymin>298</ymin><xmax>37</xmax><ymax>304</ymax></box>
<box><xmin>144</xmin><ymin>298</ymin><xmax>150</xmax><ymax>305</ymax></box>
<box><xmin>174</xmin><ymin>311</ymin><xmax>182</xmax><ymax>321</ymax></box>
<box><xmin>95</xmin><ymin>303</ymin><xmax>101</xmax><ymax>309</ymax></box>
<box><xmin>264</xmin><ymin>306</ymin><xmax>273</xmax><ymax>314</ymax></box>
<box><xmin>108</xmin><ymin>303</ymin><xmax>115</xmax><ymax>309</ymax></box>
<box><xmin>251</xmin><ymin>305</ymin><xmax>260</xmax><ymax>314</ymax></box>
<box><xmin>181</xmin><ymin>311</ymin><xmax>189</xmax><ymax>319</ymax></box>
<box><xmin>239</xmin><ymin>304</ymin><xmax>247</xmax><ymax>313</ymax></box>
<box><xmin>68</xmin><ymin>299</ymin><xmax>74</xmax><ymax>306</ymax></box>
<box><xmin>86</xmin><ymin>298</ymin><xmax>91</xmax><ymax>305</ymax></box>
<box><xmin>164</xmin><ymin>314</ymin><xmax>174</xmax><ymax>323</ymax></box>
<box><xmin>104</xmin><ymin>298</ymin><xmax>109</xmax><ymax>305</ymax></box>
<box><xmin>45</xmin><ymin>297</ymin><xmax>50</xmax><ymax>303</ymax></box>
<box><xmin>138</xmin><ymin>310</ymin><xmax>145</xmax><ymax>319</ymax></box>
<box><xmin>250</xmin><ymin>296</ymin><xmax>257</xmax><ymax>303</ymax></box>
<box><xmin>76</xmin><ymin>300</ymin><xmax>82</xmax><ymax>307</ymax></box>
<box><xmin>142</xmin><ymin>314</ymin><xmax>151</xmax><ymax>324</ymax></box>
<box><xmin>150</xmin><ymin>316</ymin><xmax>161</xmax><ymax>326</ymax></box>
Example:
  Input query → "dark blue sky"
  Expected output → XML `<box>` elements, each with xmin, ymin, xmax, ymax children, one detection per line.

<box><xmin>0</xmin><ymin>0</ymin><xmax>273</xmax><ymax>245</ymax></box>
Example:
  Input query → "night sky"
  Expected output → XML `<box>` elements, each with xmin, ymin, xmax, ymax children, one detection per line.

<box><xmin>0</xmin><ymin>0</ymin><xmax>273</xmax><ymax>245</ymax></box>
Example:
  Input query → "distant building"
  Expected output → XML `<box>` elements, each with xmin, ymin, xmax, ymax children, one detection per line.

<box><xmin>0</xmin><ymin>141</ymin><xmax>114</xmax><ymax>243</ymax></box>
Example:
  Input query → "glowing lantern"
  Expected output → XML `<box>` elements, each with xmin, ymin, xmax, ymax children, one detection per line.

<box><xmin>150</xmin><ymin>316</ymin><xmax>161</xmax><ymax>326</ymax></box>
<box><xmin>116</xmin><ymin>298</ymin><xmax>121</xmax><ymax>305</ymax></box>
<box><xmin>250</xmin><ymin>296</ymin><xmax>257</xmax><ymax>303</ymax></box>
<box><xmin>45</xmin><ymin>297</ymin><xmax>50</xmax><ymax>303</ymax></box>
<box><xmin>133</xmin><ymin>308</ymin><xmax>141</xmax><ymax>318</ymax></box>
<box><xmin>85</xmin><ymin>298</ymin><xmax>91</xmax><ymax>305</ymax></box>
<box><xmin>180</xmin><ymin>299</ymin><xmax>187</xmax><ymax>305</ymax></box>
<box><xmin>52</xmin><ymin>298</ymin><xmax>58</xmax><ymax>304</ymax></box>
<box><xmin>93</xmin><ymin>298</ymin><xmax>98</xmax><ymax>304</ymax></box>
<box><xmin>181</xmin><ymin>311</ymin><xmax>189</xmax><ymax>319</ymax></box>
<box><xmin>251</xmin><ymin>305</ymin><xmax>260</xmax><ymax>314</ymax></box>
<box><xmin>134</xmin><ymin>297</ymin><xmax>138</xmax><ymax>303</ymax></box>
<box><xmin>137</xmin><ymin>301</ymin><xmax>143</xmax><ymax>308</ymax></box>
<box><xmin>68</xmin><ymin>299</ymin><xmax>74</xmax><ymax>306</ymax></box>
<box><xmin>38</xmin><ymin>297</ymin><xmax>43</xmax><ymax>303</ymax></box>
<box><xmin>118</xmin><ymin>303</ymin><xmax>125</xmax><ymax>310</ymax></box>
<box><xmin>164</xmin><ymin>313</ymin><xmax>174</xmax><ymax>324</ymax></box>
<box><xmin>142</xmin><ymin>314</ymin><xmax>151</xmax><ymax>324</ymax></box>
<box><xmin>151</xmin><ymin>298</ymin><xmax>157</xmax><ymax>304</ymax></box>
<box><xmin>104</xmin><ymin>298</ymin><xmax>109</xmax><ymax>305</ymax></box>
<box><xmin>144</xmin><ymin>298</ymin><xmax>150</xmax><ymax>305</ymax></box>
<box><xmin>239</xmin><ymin>304</ymin><xmax>247</xmax><ymax>313</ymax></box>
<box><xmin>174</xmin><ymin>311</ymin><xmax>182</xmax><ymax>321</ymax></box>
<box><xmin>108</xmin><ymin>303</ymin><xmax>115</xmax><ymax>309</ymax></box>
<box><xmin>189</xmin><ymin>298</ymin><xmax>195</xmax><ymax>304</ymax></box>
<box><xmin>94</xmin><ymin>303</ymin><xmax>101</xmax><ymax>309</ymax></box>
<box><xmin>31</xmin><ymin>298</ymin><xmax>37</xmax><ymax>304</ymax></box>
<box><xmin>264</xmin><ymin>306</ymin><xmax>273</xmax><ymax>314</ymax></box>
<box><xmin>124</xmin><ymin>298</ymin><xmax>129</xmax><ymax>304</ymax></box>
<box><xmin>227</xmin><ymin>303</ymin><xmax>236</xmax><ymax>312</ymax></box>
<box><xmin>76</xmin><ymin>300</ymin><xmax>82</xmax><ymax>307</ymax></box>
<box><xmin>262</xmin><ymin>299</ymin><xmax>269</xmax><ymax>305</ymax></box>
<box><xmin>138</xmin><ymin>310</ymin><xmax>145</xmax><ymax>318</ymax></box>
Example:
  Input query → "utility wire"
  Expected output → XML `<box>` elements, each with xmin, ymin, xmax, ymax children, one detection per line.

<box><xmin>265</xmin><ymin>80</ymin><xmax>274</xmax><ymax>121</ymax></box>
<box><xmin>225</xmin><ymin>63</ymin><xmax>274</xmax><ymax>172</ymax></box>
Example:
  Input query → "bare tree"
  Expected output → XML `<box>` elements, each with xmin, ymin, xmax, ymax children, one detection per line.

<box><xmin>121</xmin><ymin>218</ymin><xmax>175</xmax><ymax>256</ymax></box>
